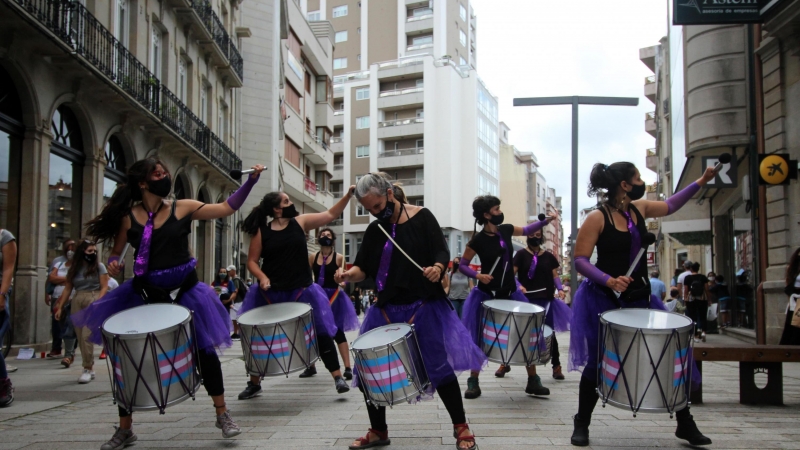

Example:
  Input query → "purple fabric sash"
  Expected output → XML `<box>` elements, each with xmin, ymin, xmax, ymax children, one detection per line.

<box><xmin>620</xmin><ymin>209</ymin><xmax>640</xmax><ymax>269</ymax></box>
<box><xmin>317</xmin><ymin>253</ymin><xmax>329</xmax><ymax>286</ymax></box>
<box><xmin>133</xmin><ymin>210</ymin><xmax>156</xmax><ymax>277</ymax></box>
<box><xmin>527</xmin><ymin>251</ymin><xmax>538</xmax><ymax>280</ymax></box>
<box><xmin>376</xmin><ymin>224</ymin><xmax>397</xmax><ymax>292</ymax></box>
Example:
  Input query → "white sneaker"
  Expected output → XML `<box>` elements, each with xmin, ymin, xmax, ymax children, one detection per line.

<box><xmin>78</xmin><ymin>369</ymin><xmax>93</xmax><ymax>384</ymax></box>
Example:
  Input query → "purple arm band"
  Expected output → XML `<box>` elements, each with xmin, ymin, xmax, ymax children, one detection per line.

<box><xmin>459</xmin><ymin>257</ymin><xmax>479</xmax><ymax>278</ymax></box>
<box><xmin>554</xmin><ymin>277</ymin><xmax>563</xmax><ymax>291</ymax></box>
<box><xmin>521</xmin><ymin>219</ymin><xmax>547</xmax><ymax>236</ymax></box>
<box><xmin>226</xmin><ymin>174</ymin><xmax>260</xmax><ymax>211</ymax></box>
<box><xmin>107</xmin><ymin>256</ymin><xmax>119</xmax><ymax>266</ymax></box>
<box><xmin>575</xmin><ymin>256</ymin><xmax>611</xmax><ymax>286</ymax></box>
<box><xmin>665</xmin><ymin>182</ymin><xmax>701</xmax><ymax>215</ymax></box>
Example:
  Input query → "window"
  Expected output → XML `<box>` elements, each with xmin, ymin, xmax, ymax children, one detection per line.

<box><xmin>285</xmin><ymin>82</ymin><xmax>301</xmax><ymax>112</ymax></box>
<box><xmin>335</xmin><ymin>30</ymin><xmax>348</xmax><ymax>43</ymax></box>
<box><xmin>415</xmin><ymin>199</ymin><xmax>424</xmax><ymax>206</ymax></box>
<box><xmin>356</xmin><ymin>116</ymin><xmax>369</xmax><ymax>129</ymax></box>
<box><xmin>284</xmin><ymin>137</ymin><xmax>301</xmax><ymax>167</ymax></box>
<box><xmin>115</xmin><ymin>0</ymin><xmax>128</xmax><ymax>46</ymax></box>
<box><xmin>412</xmin><ymin>35</ymin><xmax>432</xmax><ymax>46</ymax></box>
<box><xmin>415</xmin><ymin>168</ymin><xmax>424</xmax><ymax>180</ymax></box>
<box><xmin>416</xmin><ymin>79</ymin><xmax>424</xmax><ymax>88</ymax></box>
<box><xmin>459</xmin><ymin>29</ymin><xmax>466</xmax><ymax>46</ymax></box>
<box><xmin>416</xmin><ymin>139</ymin><xmax>424</xmax><ymax>148</ymax></box>
<box><xmin>199</xmin><ymin>85</ymin><xmax>208</xmax><ymax>123</ymax></box>
<box><xmin>457</xmin><ymin>235</ymin><xmax>462</xmax><ymax>255</ymax></box>
<box><xmin>459</xmin><ymin>4</ymin><xmax>467</xmax><ymax>21</ymax></box>
<box><xmin>356</xmin><ymin>205</ymin><xmax>368</xmax><ymax>216</ymax></box>
<box><xmin>356</xmin><ymin>87</ymin><xmax>369</xmax><ymax>100</ymax></box>
<box><xmin>412</xmin><ymin>7</ymin><xmax>433</xmax><ymax>17</ymax></box>
<box><xmin>305</xmin><ymin>71</ymin><xmax>311</xmax><ymax>93</ymax></box>
<box><xmin>356</xmin><ymin>145</ymin><xmax>369</xmax><ymax>158</ymax></box>
<box><xmin>416</xmin><ymin>109</ymin><xmax>424</xmax><ymax>119</ymax></box>
<box><xmin>307</xmin><ymin>10</ymin><xmax>321</xmax><ymax>21</ymax></box>
<box><xmin>332</xmin><ymin>5</ymin><xmax>348</xmax><ymax>17</ymax></box>
<box><xmin>333</xmin><ymin>57</ymin><xmax>347</xmax><ymax>70</ymax></box>
<box><xmin>345</xmin><ymin>238</ymin><xmax>351</xmax><ymax>261</ymax></box>
<box><xmin>316</xmin><ymin>76</ymin><xmax>329</xmax><ymax>103</ymax></box>
<box><xmin>178</xmin><ymin>59</ymin><xmax>187</xmax><ymax>103</ymax></box>
<box><xmin>460</xmin><ymin>56</ymin><xmax>467</xmax><ymax>66</ymax></box>
<box><xmin>151</xmin><ymin>25</ymin><xmax>161</xmax><ymax>77</ymax></box>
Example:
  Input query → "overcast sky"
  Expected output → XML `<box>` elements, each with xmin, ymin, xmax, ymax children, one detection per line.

<box><xmin>470</xmin><ymin>0</ymin><xmax>669</xmax><ymax>243</ymax></box>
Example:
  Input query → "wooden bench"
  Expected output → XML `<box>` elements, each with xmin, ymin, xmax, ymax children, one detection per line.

<box><xmin>692</xmin><ymin>344</ymin><xmax>800</xmax><ymax>405</ymax></box>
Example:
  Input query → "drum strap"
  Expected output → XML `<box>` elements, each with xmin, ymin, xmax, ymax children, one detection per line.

<box><xmin>133</xmin><ymin>269</ymin><xmax>199</xmax><ymax>304</ymax></box>
<box><xmin>259</xmin><ymin>287</ymin><xmax>306</xmax><ymax>305</ymax></box>
<box><xmin>328</xmin><ymin>288</ymin><xmax>340</xmax><ymax>305</ymax></box>
<box><xmin>380</xmin><ymin>303</ymin><xmax>424</xmax><ymax>325</ymax></box>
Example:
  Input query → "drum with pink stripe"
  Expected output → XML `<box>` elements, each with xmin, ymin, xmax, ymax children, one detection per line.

<box><xmin>480</xmin><ymin>300</ymin><xmax>545</xmax><ymax>367</ymax></box>
<box><xmin>238</xmin><ymin>303</ymin><xmax>319</xmax><ymax>378</ymax></box>
<box><xmin>598</xmin><ymin>309</ymin><xmax>694</xmax><ymax>416</ymax></box>
<box><xmin>101</xmin><ymin>304</ymin><xmax>200</xmax><ymax>414</ymax></box>
<box><xmin>352</xmin><ymin>324</ymin><xmax>430</xmax><ymax>406</ymax></box>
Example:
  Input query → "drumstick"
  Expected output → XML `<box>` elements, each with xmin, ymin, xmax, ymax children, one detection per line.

<box><xmin>488</xmin><ymin>257</ymin><xmax>501</xmax><ymax>276</ymax></box>
<box><xmin>500</xmin><ymin>262</ymin><xmax>509</xmax><ymax>288</ymax></box>
<box><xmin>118</xmin><ymin>243</ymin><xmax>131</xmax><ymax>265</ymax></box>
<box><xmin>377</xmin><ymin>224</ymin><xmax>424</xmax><ymax>272</ymax></box>
<box><xmin>528</xmin><ymin>288</ymin><xmax>546</xmax><ymax>293</ymax></box>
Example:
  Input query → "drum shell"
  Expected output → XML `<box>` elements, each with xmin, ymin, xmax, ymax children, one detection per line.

<box><xmin>101</xmin><ymin>305</ymin><xmax>200</xmax><ymax>413</ymax></box>
<box><xmin>480</xmin><ymin>300</ymin><xmax>544</xmax><ymax>366</ymax></box>
<box><xmin>238</xmin><ymin>305</ymin><xmax>319</xmax><ymax>377</ymax></box>
<box><xmin>535</xmin><ymin>326</ymin><xmax>554</xmax><ymax>366</ymax></box>
<box><xmin>352</xmin><ymin>325</ymin><xmax>430</xmax><ymax>407</ymax></box>
<box><xmin>599</xmin><ymin>309</ymin><xmax>694</xmax><ymax>414</ymax></box>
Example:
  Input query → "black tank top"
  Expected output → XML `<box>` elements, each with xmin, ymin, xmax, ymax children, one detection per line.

<box><xmin>259</xmin><ymin>218</ymin><xmax>312</xmax><ymax>290</ymax></box>
<box><xmin>595</xmin><ymin>204</ymin><xmax>648</xmax><ymax>281</ymax></box>
<box><xmin>312</xmin><ymin>251</ymin><xmax>340</xmax><ymax>289</ymax></box>
<box><xmin>127</xmin><ymin>202</ymin><xmax>193</xmax><ymax>271</ymax></box>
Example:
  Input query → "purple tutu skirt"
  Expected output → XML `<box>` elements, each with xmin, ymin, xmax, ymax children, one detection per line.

<box><xmin>568</xmin><ymin>280</ymin><xmax>701</xmax><ymax>391</ymax></box>
<box><xmin>323</xmin><ymin>287</ymin><xmax>360</xmax><ymax>332</ymax></box>
<box><xmin>462</xmin><ymin>287</ymin><xmax>528</xmax><ymax>349</ymax></box>
<box><xmin>354</xmin><ymin>299</ymin><xmax>487</xmax><ymax>397</ymax></box>
<box><xmin>239</xmin><ymin>283</ymin><xmax>338</xmax><ymax>338</ymax></box>
<box><xmin>526</xmin><ymin>295</ymin><xmax>572</xmax><ymax>333</ymax></box>
<box><xmin>72</xmin><ymin>259</ymin><xmax>232</xmax><ymax>353</ymax></box>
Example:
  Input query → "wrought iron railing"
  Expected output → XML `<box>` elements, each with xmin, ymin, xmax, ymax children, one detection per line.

<box><xmin>10</xmin><ymin>0</ymin><xmax>241</xmax><ymax>175</ymax></box>
<box><xmin>379</xmin><ymin>117</ymin><xmax>424</xmax><ymax>127</ymax></box>
<box><xmin>190</xmin><ymin>0</ymin><xmax>243</xmax><ymax>80</ymax></box>
<box><xmin>379</xmin><ymin>147</ymin><xmax>424</xmax><ymax>158</ymax></box>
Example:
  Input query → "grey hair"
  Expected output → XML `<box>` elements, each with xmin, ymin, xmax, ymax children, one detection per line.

<box><xmin>354</xmin><ymin>172</ymin><xmax>407</xmax><ymax>203</ymax></box>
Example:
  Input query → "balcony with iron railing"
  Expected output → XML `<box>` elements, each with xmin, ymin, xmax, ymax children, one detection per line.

<box><xmin>378</xmin><ymin>117</ymin><xmax>424</xmax><ymax>139</ymax></box>
<box><xmin>187</xmin><ymin>0</ymin><xmax>244</xmax><ymax>85</ymax></box>
<box><xmin>9</xmin><ymin>0</ymin><xmax>241</xmax><ymax>177</ymax></box>
<box><xmin>333</xmin><ymin>70</ymin><xmax>370</xmax><ymax>84</ymax></box>
<box><xmin>378</xmin><ymin>147</ymin><xmax>424</xmax><ymax>170</ymax></box>
<box><xmin>379</xmin><ymin>86</ymin><xmax>424</xmax><ymax>97</ymax></box>
<box><xmin>379</xmin><ymin>147</ymin><xmax>424</xmax><ymax>158</ymax></box>
<box><xmin>379</xmin><ymin>117</ymin><xmax>424</xmax><ymax>127</ymax></box>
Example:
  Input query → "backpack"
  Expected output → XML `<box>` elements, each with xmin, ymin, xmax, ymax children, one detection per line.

<box><xmin>689</xmin><ymin>276</ymin><xmax>705</xmax><ymax>298</ymax></box>
<box><xmin>233</xmin><ymin>277</ymin><xmax>248</xmax><ymax>298</ymax></box>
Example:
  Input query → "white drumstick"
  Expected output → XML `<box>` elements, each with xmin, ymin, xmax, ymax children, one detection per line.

<box><xmin>528</xmin><ymin>287</ymin><xmax>546</xmax><ymax>293</ymax></box>
<box><xmin>118</xmin><ymin>243</ymin><xmax>131</xmax><ymax>265</ymax></box>
<box><xmin>377</xmin><ymin>224</ymin><xmax>424</xmax><ymax>272</ymax></box>
<box><xmin>488</xmin><ymin>256</ymin><xmax>501</xmax><ymax>276</ymax></box>
<box><xmin>500</xmin><ymin>262</ymin><xmax>509</xmax><ymax>288</ymax></box>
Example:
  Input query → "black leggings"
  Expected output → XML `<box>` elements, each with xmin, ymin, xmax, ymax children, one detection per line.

<box><xmin>334</xmin><ymin>328</ymin><xmax>347</xmax><ymax>345</ymax></box>
<box><xmin>318</xmin><ymin>334</ymin><xmax>341</xmax><ymax>373</ymax></box>
<box><xmin>551</xmin><ymin>333</ymin><xmax>561</xmax><ymax>368</ymax></box>
<box><xmin>118</xmin><ymin>348</ymin><xmax>224</xmax><ymax>417</ymax></box>
<box><xmin>360</xmin><ymin>377</ymin><xmax>466</xmax><ymax>431</ymax></box>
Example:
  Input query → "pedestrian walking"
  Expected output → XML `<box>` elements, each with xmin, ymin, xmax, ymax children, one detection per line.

<box><xmin>447</xmin><ymin>257</ymin><xmax>472</xmax><ymax>318</ymax></box>
<box><xmin>781</xmin><ymin>248</ymin><xmax>800</xmax><ymax>345</ymax></box>
<box><xmin>227</xmin><ymin>265</ymin><xmax>247</xmax><ymax>340</ymax></box>
<box><xmin>0</xmin><ymin>226</ymin><xmax>16</xmax><ymax>408</ymax></box>
<box><xmin>48</xmin><ymin>250</ymin><xmax>77</xmax><ymax>367</ymax></box>
<box><xmin>46</xmin><ymin>239</ymin><xmax>74</xmax><ymax>359</ymax></box>
<box><xmin>683</xmin><ymin>262</ymin><xmax>710</xmax><ymax>342</ymax></box>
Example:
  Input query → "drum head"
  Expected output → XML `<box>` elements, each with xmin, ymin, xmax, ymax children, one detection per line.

<box><xmin>103</xmin><ymin>304</ymin><xmax>191</xmax><ymax>335</ymax></box>
<box><xmin>352</xmin><ymin>324</ymin><xmax>412</xmax><ymax>350</ymax></box>
<box><xmin>601</xmin><ymin>309</ymin><xmax>692</xmax><ymax>330</ymax></box>
<box><xmin>238</xmin><ymin>303</ymin><xmax>312</xmax><ymax>326</ymax></box>
<box><xmin>484</xmin><ymin>299</ymin><xmax>543</xmax><ymax>314</ymax></box>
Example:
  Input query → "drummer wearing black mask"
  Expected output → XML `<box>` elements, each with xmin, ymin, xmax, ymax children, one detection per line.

<box><xmin>568</xmin><ymin>161</ymin><xmax>715</xmax><ymax>447</ymax></box>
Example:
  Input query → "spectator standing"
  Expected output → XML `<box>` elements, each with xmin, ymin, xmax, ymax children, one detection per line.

<box><xmin>0</xmin><ymin>227</ymin><xmax>17</xmax><ymax>407</ymax></box>
<box><xmin>711</xmin><ymin>274</ymin><xmax>731</xmax><ymax>328</ymax></box>
<box><xmin>45</xmin><ymin>239</ymin><xmax>75</xmax><ymax>359</ymax></box>
<box><xmin>227</xmin><ymin>265</ymin><xmax>246</xmax><ymax>340</ymax></box>
<box><xmin>683</xmin><ymin>262</ymin><xmax>709</xmax><ymax>342</ymax></box>
<box><xmin>671</xmin><ymin>268</ymin><xmax>682</xmax><ymax>288</ymax></box>
<box><xmin>211</xmin><ymin>267</ymin><xmax>236</xmax><ymax>315</ymax></box>
<box><xmin>735</xmin><ymin>270</ymin><xmax>754</xmax><ymax>329</ymax></box>
<box><xmin>781</xmin><ymin>248</ymin><xmax>800</xmax><ymax>345</ymax></box>
<box><xmin>676</xmin><ymin>260</ymin><xmax>693</xmax><ymax>300</ymax></box>
<box><xmin>352</xmin><ymin>288</ymin><xmax>362</xmax><ymax>316</ymax></box>
<box><xmin>448</xmin><ymin>257</ymin><xmax>473</xmax><ymax>318</ymax></box>
<box><xmin>48</xmin><ymin>252</ymin><xmax>77</xmax><ymax>367</ymax></box>
<box><xmin>649</xmin><ymin>270</ymin><xmax>666</xmax><ymax>301</ymax></box>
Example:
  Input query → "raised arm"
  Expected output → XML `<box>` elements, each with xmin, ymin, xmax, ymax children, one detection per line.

<box><xmin>296</xmin><ymin>185</ymin><xmax>355</xmax><ymax>232</ymax></box>
<box><xmin>185</xmin><ymin>166</ymin><xmax>264</xmax><ymax>221</ymax></box>
<box><xmin>512</xmin><ymin>213</ymin><xmax>557</xmax><ymax>237</ymax></box>
<box><xmin>634</xmin><ymin>166</ymin><xmax>715</xmax><ymax>219</ymax></box>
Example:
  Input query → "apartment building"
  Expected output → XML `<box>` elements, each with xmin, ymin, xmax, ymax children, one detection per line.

<box><xmin>239</xmin><ymin>0</ymin><xmax>336</xmax><ymax>258</ymax></box>
<box><xmin>1</xmin><ymin>0</ymin><xmax>244</xmax><ymax>347</ymax></box>
<box><xmin>498</xmin><ymin>122</ymin><xmax>529</xmax><ymax>248</ymax></box>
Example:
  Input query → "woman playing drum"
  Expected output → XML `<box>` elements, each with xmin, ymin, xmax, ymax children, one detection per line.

<box><xmin>458</xmin><ymin>195</ymin><xmax>554</xmax><ymax>399</ymax></box>
<box><xmin>74</xmin><ymin>157</ymin><xmax>264</xmax><ymax>449</ymax></box>
<box><xmin>237</xmin><ymin>189</ymin><xmax>355</xmax><ymax>399</ymax></box>
<box><xmin>298</xmin><ymin>228</ymin><xmax>359</xmax><ymax>380</ymax></box>
<box><xmin>336</xmin><ymin>173</ymin><xmax>486</xmax><ymax>450</ymax></box>
<box><xmin>569</xmin><ymin>161</ymin><xmax>714</xmax><ymax>447</ymax></box>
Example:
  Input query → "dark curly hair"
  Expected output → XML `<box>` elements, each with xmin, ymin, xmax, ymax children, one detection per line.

<box><xmin>241</xmin><ymin>191</ymin><xmax>284</xmax><ymax>236</ymax></box>
<box><xmin>319</xmin><ymin>227</ymin><xmax>336</xmax><ymax>241</ymax></box>
<box><xmin>587</xmin><ymin>162</ymin><xmax>637</xmax><ymax>204</ymax></box>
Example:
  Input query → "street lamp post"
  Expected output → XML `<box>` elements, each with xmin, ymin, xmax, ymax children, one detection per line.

<box><xmin>512</xmin><ymin>96</ymin><xmax>639</xmax><ymax>296</ymax></box>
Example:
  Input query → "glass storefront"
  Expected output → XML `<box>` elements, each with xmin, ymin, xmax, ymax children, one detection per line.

<box><xmin>48</xmin><ymin>105</ymin><xmax>84</xmax><ymax>265</ymax></box>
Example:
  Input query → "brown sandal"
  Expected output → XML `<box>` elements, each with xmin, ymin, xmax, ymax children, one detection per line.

<box><xmin>349</xmin><ymin>428</ymin><xmax>390</xmax><ymax>449</ymax></box>
<box><xmin>453</xmin><ymin>423</ymin><xmax>478</xmax><ymax>450</ymax></box>
<box><xmin>61</xmin><ymin>356</ymin><xmax>73</xmax><ymax>368</ymax></box>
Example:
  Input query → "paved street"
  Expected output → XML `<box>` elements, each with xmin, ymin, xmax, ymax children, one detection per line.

<box><xmin>1</xmin><ymin>326</ymin><xmax>799</xmax><ymax>450</ymax></box>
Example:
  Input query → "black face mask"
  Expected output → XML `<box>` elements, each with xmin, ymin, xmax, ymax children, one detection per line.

<box><xmin>527</xmin><ymin>237</ymin><xmax>543</xmax><ymax>248</ymax></box>
<box><xmin>146</xmin><ymin>176</ymin><xmax>172</xmax><ymax>198</ymax></box>
<box><xmin>373</xmin><ymin>197</ymin><xmax>396</xmax><ymax>221</ymax></box>
<box><xmin>626</xmin><ymin>182</ymin><xmax>646</xmax><ymax>201</ymax></box>
<box><xmin>488</xmin><ymin>213</ymin><xmax>504</xmax><ymax>226</ymax></box>
<box><xmin>452</xmin><ymin>262</ymin><xmax>460</xmax><ymax>272</ymax></box>
<box><xmin>319</xmin><ymin>236</ymin><xmax>333</xmax><ymax>247</ymax></box>
<box><xmin>281</xmin><ymin>204</ymin><xmax>299</xmax><ymax>218</ymax></box>
<box><xmin>84</xmin><ymin>253</ymin><xmax>97</xmax><ymax>263</ymax></box>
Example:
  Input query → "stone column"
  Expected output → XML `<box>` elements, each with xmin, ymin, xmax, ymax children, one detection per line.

<box><xmin>13</xmin><ymin>124</ymin><xmax>52</xmax><ymax>347</ymax></box>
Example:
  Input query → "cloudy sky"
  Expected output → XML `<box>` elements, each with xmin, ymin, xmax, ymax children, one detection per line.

<box><xmin>470</xmin><ymin>0</ymin><xmax>669</xmax><ymax>242</ymax></box>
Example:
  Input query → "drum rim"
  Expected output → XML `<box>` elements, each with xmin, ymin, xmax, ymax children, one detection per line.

<box><xmin>599</xmin><ymin>308</ymin><xmax>694</xmax><ymax>333</ymax></box>
<box><xmin>482</xmin><ymin>299</ymin><xmax>545</xmax><ymax>314</ymax></box>
<box><xmin>352</xmin><ymin>323</ymin><xmax>413</xmax><ymax>351</ymax></box>
<box><xmin>237</xmin><ymin>302</ymin><xmax>313</xmax><ymax>326</ymax></box>
<box><xmin>101</xmin><ymin>304</ymin><xmax>192</xmax><ymax>338</ymax></box>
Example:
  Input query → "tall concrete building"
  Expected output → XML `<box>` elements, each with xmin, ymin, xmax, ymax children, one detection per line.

<box><xmin>309</xmin><ymin>0</ymin><xmax>497</xmax><ymax>264</ymax></box>
<box><xmin>0</xmin><ymin>0</ymin><xmax>244</xmax><ymax>348</ymax></box>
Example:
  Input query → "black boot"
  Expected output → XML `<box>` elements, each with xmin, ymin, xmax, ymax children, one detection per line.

<box><xmin>570</xmin><ymin>415</ymin><xmax>590</xmax><ymax>446</ymax></box>
<box><xmin>675</xmin><ymin>408</ymin><xmax>712</xmax><ymax>446</ymax></box>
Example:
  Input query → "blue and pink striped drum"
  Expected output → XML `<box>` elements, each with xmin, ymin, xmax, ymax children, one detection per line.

<box><xmin>102</xmin><ymin>304</ymin><xmax>201</xmax><ymax>414</ymax></box>
<box><xmin>237</xmin><ymin>302</ymin><xmax>319</xmax><ymax>378</ymax></box>
<box><xmin>480</xmin><ymin>300</ymin><xmax>546</xmax><ymax>367</ymax></box>
<box><xmin>351</xmin><ymin>324</ymin><xmax>430</xmax><ymax>406</ymax></box>
<box><xmin>598</xmin><ymin>309</ymin><xmax>694</xmax><ymax>416</ymax></box>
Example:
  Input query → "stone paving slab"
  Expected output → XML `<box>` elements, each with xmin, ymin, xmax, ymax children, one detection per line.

<box><xmin>1</xmin><ymin>327</ymin><xmax>799</xmax><ymax>449</ymax></box>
